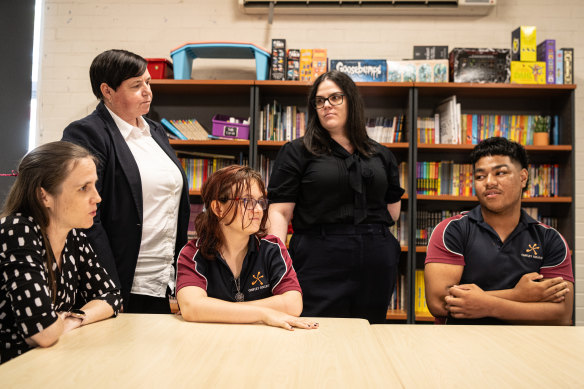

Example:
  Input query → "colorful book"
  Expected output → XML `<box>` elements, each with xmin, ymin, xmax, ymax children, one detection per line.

<box><xmin>555</xmin><ymin>49</ymin><xmax>564</xmax><ymax>85</ymax></box>
<box><xmin>160</xmin><ymin>118</ymin><xmax>187</xmax><ymax>140</ymax></box>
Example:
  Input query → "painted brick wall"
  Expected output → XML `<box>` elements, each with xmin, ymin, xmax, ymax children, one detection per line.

<box><xmin>39</xmin><ymin>0</ymin><xmax>584</xmax><ymax>324</ymax></box>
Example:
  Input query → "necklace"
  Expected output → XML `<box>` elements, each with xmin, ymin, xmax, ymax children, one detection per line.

<box><xmin>234</xmin><ymin>277</ymin><xmax>244</xmax><ymax>302</ymax></box>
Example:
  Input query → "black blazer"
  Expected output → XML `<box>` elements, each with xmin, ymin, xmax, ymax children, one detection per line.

<box><xmin>62</xmin><ymin>102</ymin><xmax>190</xmax><ymax>308</ymax></box>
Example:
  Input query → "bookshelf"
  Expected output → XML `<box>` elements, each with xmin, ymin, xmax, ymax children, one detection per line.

<box><xmin>150</xmin><ymin>80</ymin><xmax>576</xmax><ymax>324</ymax></box>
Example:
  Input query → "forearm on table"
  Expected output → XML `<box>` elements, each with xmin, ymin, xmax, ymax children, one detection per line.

<box><xmin>179</xmin><ymin>295</ymin><xmax>272</xmax><ymax>324</ymax></box>
<box><xmin>241</xmin><ymin>291</ymin><xmax>303</xmax><ymax>316</ymax></box>
<box><xmin>26</xmin><ymin>316</ymin><xmax>65</xmax><ymax>348</ymax></box>
<box><xmin>80</xmin><ymin>299</ymin><xmax>115</xmax><ymax>326</ymax></box>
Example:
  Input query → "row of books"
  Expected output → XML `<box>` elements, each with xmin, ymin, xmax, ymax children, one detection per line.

<box><xmin>388</xmin><ymin>270</ymin><xmax>431</xmax><ymax>317</ymax></box>
<box><xmin>416</xmin><ymin>210</ymin><xmax>459</xmax><ymax>246</ymax></box>
<box><xmin>178</xmin><ymin>152</ymin><xmax>248</xmax><ymax>191</ymax></box>
<box><xmin>161</xmin><ymin>118</ymin><xmax>209</xmax><ymax>140</ymax></box>
<box><xmin>416</xmin><ymin>162</ymin><xmax>474</xmax><ymax>197</ymax></box>
<box><xmin>365</xmin><ymin>116</ymin><xmax>407</xmax><ymax>144</ymax></box>
<box><xmin>524</xmin><ymin>164</ymin><xmax>560</xmax><ymax>198</ymax></box>
<box><xmin>431</xmin><ymin>95</ymin><xmax>561</xmax><ymax>146</ymax></box>
<box><xmin>416</xmin><ymin>161</ymin><xmax>560</xmax><ymax>198</ymax></box>
<box><xmin>523</xmin><ymin>207</ymin><xmax>559</xmax><ymax>230</ymax></box>
<box><xmin>259</xmin><ymin>102</ymin><xmax>307</xmax><ymax>142</ymax></box>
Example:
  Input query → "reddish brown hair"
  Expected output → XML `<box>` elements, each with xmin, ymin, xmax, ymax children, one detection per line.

<box><xmin>194</xmin><ymin>165</ymin><xmax>268</xmax><ymax>259</ymax></box>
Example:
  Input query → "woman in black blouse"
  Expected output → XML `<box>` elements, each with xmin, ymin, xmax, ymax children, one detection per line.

<box><xmin>0</xmin><ymin>141</ymin><xmax>121</xmax><ymax>364</ymax></box>
<box><xmin>267</xmin><ymin>70</ymin><xmax>404</xmax><ymax>324</ymax></box>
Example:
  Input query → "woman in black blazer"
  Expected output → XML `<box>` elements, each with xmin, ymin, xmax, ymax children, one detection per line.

<box><xmin>62</xmin><ymin>49</ymin><xmax>190</xmax><ymax>313</ymax></box>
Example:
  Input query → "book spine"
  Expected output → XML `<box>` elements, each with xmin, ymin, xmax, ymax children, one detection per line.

<box><xmin>160</xmin><ymin>118</ymin><xmax>188</xmax><ymax>140</ymax></box>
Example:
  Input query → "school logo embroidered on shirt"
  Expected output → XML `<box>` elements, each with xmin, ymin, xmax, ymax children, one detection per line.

<box><xmin>521</xmin><ymin>243</ymin><xmax>543</xmax><ymax>260</ymax></box>
<box><xmin>526</xmin><ymin>243</ymin><xmax>540</xmax><ymax>256</ymax></box>
<box><xmin>252</xmin><ymin>271</ymin><xmax>264</xmax><ymax>286</ymax></box>
<box><xmin>248</xmin><ymin>271</ymin><xmax>269</xmax><ymax>292</ymax></box>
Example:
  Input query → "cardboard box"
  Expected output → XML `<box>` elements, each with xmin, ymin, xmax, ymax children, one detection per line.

<box><xmin>330</xmin><ymin>59</ymin><xmax>387</xmax><ymax>82</ymax></box>
<box><xmin>312</xmin><ymin>49</ymin><xmax>328</xmax><ymax>81</ymax></box>
<box><xmin>537</xmin><ymin>39</ymin><xmax>555</xmax><ymax>84</ymax></box>
<box><xmin>286</xmin><ymin>49</ymin><xmax>300</xmax><ymax>81</ymax></box>
<box><xmin>510</xmin><ymin>61</ymin><xmax>546</xmax><ymax>84</ymax></box>
<box><xmin>299</xmin><ymin>49</ymin><xmax>313</xmax><ymax>81</ymax></box>
<box><xmin>270</xmin><ymin>39</ymin><xmax>286</xmax><ymax>80</ymax></box>
<box><xmin>387</xmin><ymin>60</ymin><xmax>448</xmax><ymax>82</ymax></box>
<box><xmin>413</xmin><ymin>46</ymin><xmax>449</xmax><ymax>60</ymax></box>
<box><xmin>449</xmin><ymin>48</ymin><xmax>510</xmax><ymax>83</ymax></box>
<box><xmin>512</xmin><ymin>26</ymin><xmax>537</xmax><ymax>62</ymax></box>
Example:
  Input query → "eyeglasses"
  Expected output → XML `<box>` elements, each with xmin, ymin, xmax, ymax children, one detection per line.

<box><xmin>313</xmin><ymin>94</ymin><xmax>345</xmax><ymax>109</ymax></box>
<box><xmin>228</xmin><ymin>197</ymin><xmax>268</xmax><ymax>210</ymax></box>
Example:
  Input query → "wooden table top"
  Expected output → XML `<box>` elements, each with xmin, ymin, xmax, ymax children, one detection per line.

<box><xmin>372</xmin><ymin>324</ymin><xmax>584</xmax><ymax>389</ymax></box>
<box><xmin>0</xmin><ymin>314</ymin><xmax>400</xmax><ymax>388</ymax></box>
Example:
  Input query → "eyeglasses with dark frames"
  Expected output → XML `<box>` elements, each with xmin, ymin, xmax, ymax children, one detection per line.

<box><xmin>225</xmin><ymin>197</ymin><xmax>268</xmax><ymax>210</ymax></box>
<box><xmin>313</xmin><ymin>94</ymin><xmax>345</xmax><ymax>109</ymax></box>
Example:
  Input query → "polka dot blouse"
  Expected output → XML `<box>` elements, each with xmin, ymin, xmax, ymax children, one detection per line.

<box><xmin>0</xmin><ymin>214</ymin><xmax>122</xmax><ymax>364</ymax></box>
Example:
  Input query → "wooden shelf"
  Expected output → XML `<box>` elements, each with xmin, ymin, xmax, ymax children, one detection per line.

<box><xmin>418</xmin><ymin>144</ymin><xmax>572</xmax><ymax>152</ymax></box>
<box><xmin>170</xmin><ymin>139</ymin><xmax>249</xmax><ymax>147</ymax></box>
<box><xmin>416</xmin><ymin>195</ymin><xmax>572</xmax><ymax>203</ymax></box>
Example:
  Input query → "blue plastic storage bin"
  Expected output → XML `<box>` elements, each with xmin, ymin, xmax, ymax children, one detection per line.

<box><xmin>170</xmin><ymin>42</ymin><xmax>270</xmax><ymax>80</ymax></box>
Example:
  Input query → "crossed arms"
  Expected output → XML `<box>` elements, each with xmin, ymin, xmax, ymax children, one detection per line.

<box><xmin>425</xmin><ymin>263</ymin><xmax>573</xmax><ymax>325</ymax></box>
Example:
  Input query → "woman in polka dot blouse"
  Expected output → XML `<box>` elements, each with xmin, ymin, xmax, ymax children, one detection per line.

<box><xmin>0</xmin><ymin>141</ymin><xmax>121</xmax><ymax>364</ymax></box>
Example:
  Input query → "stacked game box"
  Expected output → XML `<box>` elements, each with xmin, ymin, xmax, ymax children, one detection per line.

<box><xmin>270</xmin><ymin>39</ymin><xmax>286</xmax><ymax>81</ymax></box>
<box><xmin>329</xmin><ymin>59</ymin><xmax>387</xmax><ymax>82</ymax></box>
<box><xmin>286</xmin><ymin>49</ymin><xmax>300</xmax><ymax>81</ymax></box>
<box><xmin>449</xmin><ymin>48</ymin><xmax>510</xmax><ymax>83</ymax></box>
<box><xmin>387</xmin><ymin>60</ymin><xmax>448</xmax><ymax>83</ymax></box>
<box><xmin>510</xmin><ymin>26</ymin><xmax>545</xmax><ymax>84</ymax></box>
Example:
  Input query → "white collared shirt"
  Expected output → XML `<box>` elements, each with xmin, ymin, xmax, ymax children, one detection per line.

<box><xmin>106</xmin><ymin>107</ymin><xmax>183</xmax><ymax>298</ymax></box>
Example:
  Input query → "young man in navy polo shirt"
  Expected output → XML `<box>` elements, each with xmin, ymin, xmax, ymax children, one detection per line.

<box><xmin>425</xmin><ymin>137</ymin><xmax>574</xmax><ymax>325</ymax></box>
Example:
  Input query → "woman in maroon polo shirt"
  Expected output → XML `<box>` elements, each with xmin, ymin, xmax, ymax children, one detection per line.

<box><xmin>176</xmin><ymin>165</ymin><xmax>318</xmax><ymax>331</ymax></box>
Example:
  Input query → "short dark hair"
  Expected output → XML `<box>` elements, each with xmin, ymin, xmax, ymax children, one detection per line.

<box><xmin>470</xmin><ymin>137</ymin><xmax>529</xmax><ymax>192</ymax></box>
<box><xmin>304</xmin><ymin>70</ymin><xmax>374</xmax><ymax>157</ymax></box>
<box><xmin>89</xmin><ymin>49</ymin><xmax>147</xmax><ymax>100</ymax></box>
<box><xmin>470</xmin><ymin>137</ymin><xmax>528</xmax><ymax>170</ymax></box>
<box><xmin>194</xmin><ymin>165</ymin><xmax>268</xmax><ymax>260</ymax></box>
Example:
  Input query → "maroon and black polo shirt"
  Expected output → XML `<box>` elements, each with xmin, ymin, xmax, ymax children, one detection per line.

<box><xmin>176</xmin><ymin>234</ymin><xmax>301</xmax><ymax>301</ymax></box>
<box><xmin>426</xmin><ymin>205</ymin><xmax>573</xmax><ymax>324</ymax></box>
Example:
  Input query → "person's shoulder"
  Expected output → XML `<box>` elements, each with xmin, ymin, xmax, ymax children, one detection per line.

<box><xmin>259</xmin><ymin>234</ymin><xmax>286</xmax><ymax>248</ymax></box>
<box><xmin>0</xmin><ymin>213</ymin><xmax>40</xmax><ymax>235</ymax></box>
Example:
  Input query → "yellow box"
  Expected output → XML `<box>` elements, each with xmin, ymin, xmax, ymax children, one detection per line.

<box><xmin>510</xmin><ymin>61</ymin><xmax>546</xmax><ymax>84</ymax></box>
<box><xmin>512</xmin><ymin>26</ymin><xmax>537</xmax><ymax>62</ymax></box>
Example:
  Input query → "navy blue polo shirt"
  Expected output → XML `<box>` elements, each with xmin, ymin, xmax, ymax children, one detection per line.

<box><xmin>176</xmin><ymin>234</ymin><xmax>301</xmax><ymax>302</ymax></box>
<box><xmin>426</xmin><ymin>205</ymin><xmax>573</xmax><ymax>289</ymax></box>
<box><xmin>426</xmin><ymin>206</ymin><xmax>573</xmax><ymax>324</ymax></box>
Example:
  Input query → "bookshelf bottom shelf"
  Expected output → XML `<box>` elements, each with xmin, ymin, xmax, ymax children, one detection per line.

<box><xmin>386</xmin><ymin>309</ymin><xmax>435</xmax><ymax>322</ymax></box>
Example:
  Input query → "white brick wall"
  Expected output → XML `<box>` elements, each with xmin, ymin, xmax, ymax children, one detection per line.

<box><xmin>39</xmin><ymin>0</ymin><xmax>584</xmax><ymax>324</ymax></box>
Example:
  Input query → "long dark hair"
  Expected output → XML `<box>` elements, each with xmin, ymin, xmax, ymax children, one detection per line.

<box><xmin>2</xmin><ymin>141</ymin><xmax>97</xmax><ymax>301</ymax></box>
<box><xmin>304</xmin><ymin>70</ymin><xmax>375</xmax><ymax>157</ymax></box>
<box><xmin>194</xmin><ymin>165</ymin><xmax>268</xmax><ymax>260</ymax></box>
